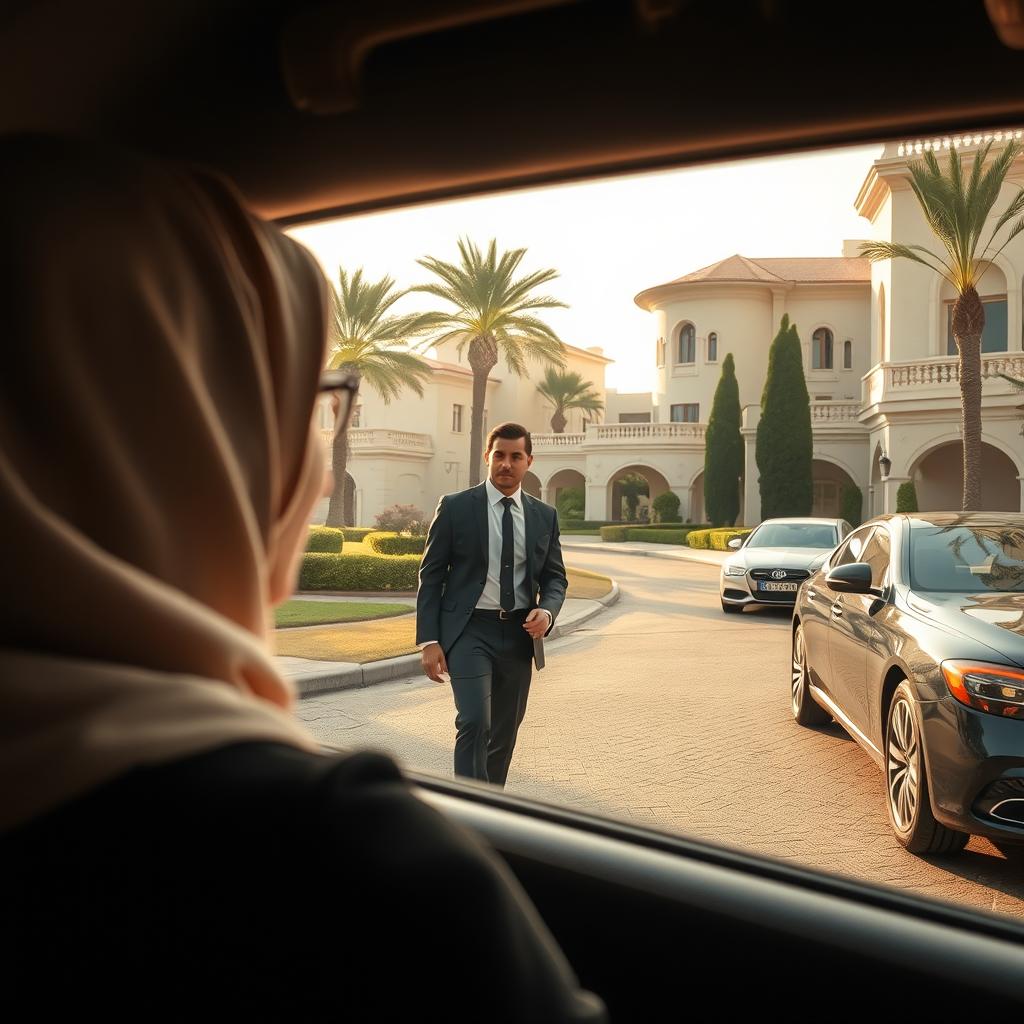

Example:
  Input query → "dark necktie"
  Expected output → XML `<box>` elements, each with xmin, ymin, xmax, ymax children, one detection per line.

<box><xmin>500</xmin><ymin>496</ymin><xmax>515</xmax><ymax>611</ymax></box>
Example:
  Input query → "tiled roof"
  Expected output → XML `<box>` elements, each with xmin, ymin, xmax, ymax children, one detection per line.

<box><xmin>664</xmin><ymin>254</ymin><xmax>870</xmax><ymax>285</ymax></box>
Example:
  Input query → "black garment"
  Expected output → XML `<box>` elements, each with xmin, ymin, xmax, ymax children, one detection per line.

<box><xmin>500</xmin><ymin>495</ymin><xmax>516</xmax><ymax>611</ymax></box>
<box><xmin>415</xmin><ymin>482</ymin><xmax>567</xmax><ymax>658</ymax></box>
<box><xmin>449</xmin><ymin>611</ymin><xmax>534</xmax><ymax>784</ymax></box>
<box><xmin>0</xmin><ymin>742</ymin><xmax>606</xmax><ymax>1022</ymax></box>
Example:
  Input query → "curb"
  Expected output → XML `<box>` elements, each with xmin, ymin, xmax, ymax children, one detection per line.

<box><xmin>294</xmin><ymin>580</ymin><xmax>620</xmax><ymax>698</ymax></box>
<box><xmin>559</xmin><ymin>539</ymin><xmax>726</xmax><ymax>568</ymax></box>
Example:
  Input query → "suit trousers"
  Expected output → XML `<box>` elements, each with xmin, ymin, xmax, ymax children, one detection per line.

<box><xmin>448</xmin><ymin>611</ymin><xmax>534</xmax><ymax>786</ymax></box>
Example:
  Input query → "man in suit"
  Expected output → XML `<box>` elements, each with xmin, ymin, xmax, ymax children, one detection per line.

<box><xmin>417</xmin><ymin>422</ymin><xmax>567</xmax><ymax>786</ymax></box>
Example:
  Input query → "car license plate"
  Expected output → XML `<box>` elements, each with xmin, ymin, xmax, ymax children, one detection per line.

<box><xmin>759</xmin><ymin>581</ymin><xmax>798</xmax><ymax>592</ymax></box>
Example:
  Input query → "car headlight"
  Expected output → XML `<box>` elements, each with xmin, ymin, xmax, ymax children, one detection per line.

<box><xmin>724</xmin><ymin>563</ymin><xmax>747</xmax><ymax>577</ymax></box>
<box><xmin>941</xmin><ymin>661</ymin><xmax>1024</xmax><ymax>718</ymax></box>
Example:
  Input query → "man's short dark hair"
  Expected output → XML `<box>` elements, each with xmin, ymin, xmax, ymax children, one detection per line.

<box><xmin>485</xmin><ymin>422</ymin><xmax>532</xmax><ymax>456</ymax></box>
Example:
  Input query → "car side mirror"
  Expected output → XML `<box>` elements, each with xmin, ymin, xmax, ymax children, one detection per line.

<box><xmin>826</xmin><ymin>562</ymin><xmax>874</xmax><ymax>594</ymax></box>
<box><xmin>727</xmin><ymin>537</ymin><xmax>743</xmax><ymax>550</ymax></box>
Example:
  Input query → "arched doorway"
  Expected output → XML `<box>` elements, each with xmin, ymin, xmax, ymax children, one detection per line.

<box><xmin>317</xmin><ymin>471</ymin><xmax>357</xmax><ymax>526</ymax></box>
<box><xmin>342</xmin><ymin>472</ymin><xmax>357</xmax><ymax>526</ymax></box>
<box><xmin>911</xmin><ymin>441</ymin><xmax>1020</xmax><ymax>511</ymax></box>
<box><xmin>521</xmin><ymin>471</ymin><xmax>542</xmax><ymax>500</ymax></box>
<box><xmin>690</xmin><ymin>470</ymin><xmax>705</xmax><ymax>524</ymax></box>
<box><xmin>691</xmin><ymin>468</ymin><xmax>744</xmax><ymax>525</ymax></box>
<box><xmin>606</xmin><ymin>464</ymin><xmax>671</xmax><ymax>522</ymax></box>
<box><xmin>812</xmin><ymin>460</ymin><xmax>858</xmax><ymax>520</ymax></box>
<box><xmin>544</xmin><ymin>468</ymin><xmax>586</xmax><ymax>516</ymax></box>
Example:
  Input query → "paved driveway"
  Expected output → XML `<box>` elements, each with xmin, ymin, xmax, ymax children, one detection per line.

<box><xmin>296</xmin><ymin>548</ymin><xmax>1024</xmax><ymax>922</ymax></box>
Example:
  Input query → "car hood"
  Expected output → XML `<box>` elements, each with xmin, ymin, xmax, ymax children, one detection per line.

<box><xmin>906</xmin><ymin>591</ymin><xmax>1024</xmax><ymax>669</ymax></box>
<box><xmin>736</xmin><ymin>546</ymin><xmax>834</xmax><ymax>570</ymax></box>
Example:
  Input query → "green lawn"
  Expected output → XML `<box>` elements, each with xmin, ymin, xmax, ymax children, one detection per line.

<box><xmin>274</xmin><ymin>599</ymin><xmax>412</xmax><ymax>629</ymax></box>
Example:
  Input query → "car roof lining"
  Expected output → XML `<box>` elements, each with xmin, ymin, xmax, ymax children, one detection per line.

<box><xmin>2</xmin><ymin>1</ymin><xmax>1023</xmax><ymax>222</ymax></box>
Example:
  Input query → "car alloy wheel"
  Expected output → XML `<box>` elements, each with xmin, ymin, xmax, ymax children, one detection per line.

<box><xmin>791</xmin><ymin>625</ymin><xmax>829</xmax><ymax>726</ymax></box>
<box><xmin>886</xmin><ymin>696</ymin><xmax>919</xmax><ymax>832</ymax></box>
<box><xmin>883</xmin><ymin>681</ymin><xmax>968</xmax><ymax>855</ymax></box>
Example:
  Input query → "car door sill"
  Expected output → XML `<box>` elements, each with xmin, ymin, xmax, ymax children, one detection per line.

<box><xmin>809</xmin><ymin>683</ymin><xmax>884</xmax><ymax>767</ymax></box>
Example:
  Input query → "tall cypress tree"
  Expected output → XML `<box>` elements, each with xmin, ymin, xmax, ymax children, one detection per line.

<box><xmin>756</xmin><ymin>315</ymin><xmax>813</xmax><ymax>519</ymax></box>
<box><xmin>704</xmin><ymin>352</ymin><xmax>743</xmax><ymax>526</ymax></box>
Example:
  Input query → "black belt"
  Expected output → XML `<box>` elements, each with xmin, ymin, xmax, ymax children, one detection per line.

<box><xmin>472</xmin><ymin>607</ymin><xmax>529</xmax><ymax>620</ymax></box>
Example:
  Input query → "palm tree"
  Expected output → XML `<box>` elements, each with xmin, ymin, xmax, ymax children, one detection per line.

<box><xmin>324</xmin><ymin>268</ymin><xmax>436</xmax><ymax>526</ymax></box>
<box><xmin>861</xmin><ymin>140</ymin><xmax>1024</xmax><ymax>510</ymax></box>
<box><xmin>536</xmin><ymin>368</ymin><xmax>604</xmax><ymax>433</ymax></box>
<box><xmin>413</xmin><ymin>238</ymin><xmax>567</xmax><ymax>485</ymax></box>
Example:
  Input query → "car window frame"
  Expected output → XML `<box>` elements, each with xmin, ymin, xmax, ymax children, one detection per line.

<box><xmin>829</xmin><ymin>525</ymin><xmax>875</xmax><ymax>572</ymax></box>
<box><xmin>859</xmin><ymin>523</ymin><xmax>893</xmax><ymax>590</ymax></box>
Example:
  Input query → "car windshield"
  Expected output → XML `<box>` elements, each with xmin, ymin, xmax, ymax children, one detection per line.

<box><xmin>745</xmin><ymin>523</ymin><xmax>837</xmax><ymax>549</ymax></box>
<box><xmin>910</xmin><ymin>521</ymin><xmax>1024</xmax><ymax>593</ymax></box>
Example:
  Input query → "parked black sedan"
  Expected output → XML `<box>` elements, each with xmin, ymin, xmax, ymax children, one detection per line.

<box><xmin>791</xmin><ymin>512</ymin><xmax>1024</xmax><ymax>854</ymax></box>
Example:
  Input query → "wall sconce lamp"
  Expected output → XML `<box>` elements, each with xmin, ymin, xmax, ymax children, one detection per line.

<box><xmin>878</xmin><ymin>451</ymin><xmax>892</xmax><ymax>479</ymax></box>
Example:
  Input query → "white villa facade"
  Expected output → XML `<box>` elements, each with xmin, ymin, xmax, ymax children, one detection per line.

<box><xmin>315</xmin><ymin>131</ymin><xmax>1024</xmax><ymax>527</ymax></box>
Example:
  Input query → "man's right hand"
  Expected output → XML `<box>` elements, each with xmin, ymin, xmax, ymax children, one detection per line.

<box><xmin>421</xmin><ymin>642</ymin><xmax>449</xmax><ymax>683</ymax></box>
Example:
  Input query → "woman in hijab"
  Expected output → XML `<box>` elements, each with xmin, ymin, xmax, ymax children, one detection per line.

<box><xmin>0</xmin><ymin>135</ymin><xmax>604</xmax><ymax>1022</ymax></box>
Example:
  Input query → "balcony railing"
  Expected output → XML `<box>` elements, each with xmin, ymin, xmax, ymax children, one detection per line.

<box><xmin>532</xmin><ymin>422</ymin><xmax>707</xmax><ymax>451</ymax></box>
<box><xmin>810</xmin><ymin>401</ymin><xmax>861</xmax><ymax>423</ymax></box>
<box><xmin>531</xmin><ymin>432</ymin><xmax>586</xmax><ymax>447</ymax></box>
<box><xmin>321</xmin><ymin>427</ymin><xmax>433</xmax><ymax>452</ymax></box>
<box><xmin>887</xmin><ymin>353</ymin><xmax>1024</xmax><ymax>389</ymax></box>
<box><xmin>593</xmin><ymin>422</ymin><xmax>707</xmax><ymax>441</ymax></box>
<box><xmin>896</xmin><ymin>129</ymin><xmax>1023</xmax><ymax>157</ymax></box>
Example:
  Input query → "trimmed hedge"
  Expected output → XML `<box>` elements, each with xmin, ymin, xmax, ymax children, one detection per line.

<box><xmin>841</xmin><ymin>484</ymin><xmax>863</xmax><ymax>527</ymax></box>
<box><xmin>896</xmin><ymin>482</ymin><xmax>919</xmax><ymax>513</ymax></box>
<box><xmin>625</xmin><ymin>528</ymin><xmax>690</xmax><ymax>544</ymax></box>
<box><xmin>364</xmin><ymin>531</ymin><xmax>427</xmax><ymax>555</ymax></box>
<box><xmin>306</xmin><ymin>526</ymin><xmax>344</xmax><ymax>553</ymax></box>
<box><xmin>599</xmin><ymin>526</ymin><xmax>630</xmax><ymax>542</ymax></box>
<box><xmin>711</xmin><ymin>528</ymin><xmax>752</xmax><ymax>550</ymax></box>
<box><xmin>600</xmin><ymin>522</ymin><xmax>708</xmax><ymax>543</ymax></box>
<box><xmin>299</xmin><ymin>552</ymin><xmax>420</xmax><ymax>591</ymax></box>
<box><xmin>688</xmin><ymin>527</ymin><xmax>753</xmax><ymax>550</ymax></box>
<box><xmin>563</xmin><ymin>520</ymin><xmax>618</xmax><ymax>530</ymax></box>
<box><xmin>651</xmin><ymin>491</ymin><xmax>682</xmax><ymax>523</ymax></box>
<box><xmin>341</xmin><ymin>527</ymin><xmax>376</xmax><ymax>543</ymax></box>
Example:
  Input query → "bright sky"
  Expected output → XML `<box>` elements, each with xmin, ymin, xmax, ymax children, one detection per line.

<box><xmin>289</xmin><ymin>141</ymin><xmax>883</xmax><ymax>393</ymax></box>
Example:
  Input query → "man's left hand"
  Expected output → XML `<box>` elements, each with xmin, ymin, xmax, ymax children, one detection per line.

<box><xmin>523</xmin><ymin>609</ymin><xmax>550</xmax><ymax>638</ymax></box>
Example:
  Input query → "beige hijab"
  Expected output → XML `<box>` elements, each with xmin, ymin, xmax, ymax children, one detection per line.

<box><xmin>0</xmin><ymin>137</ymin><xmax>328</xmax><ymax>831</ymax></box>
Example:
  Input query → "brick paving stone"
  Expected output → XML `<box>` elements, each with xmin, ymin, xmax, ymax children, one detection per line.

<box><xmin>299</xmin><ymin>548</ymin><xmax>1024</xmax><ymax>922</ymax></box>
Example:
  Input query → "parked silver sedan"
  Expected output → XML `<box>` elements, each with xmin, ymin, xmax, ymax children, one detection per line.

<box><xmin>720</xmin><ymin>517</ymin><xmax>851</xmax><ymax>613</ymax></box>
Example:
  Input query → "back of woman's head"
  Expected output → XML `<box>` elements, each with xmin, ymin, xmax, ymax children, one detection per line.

<box><xmin>0</xmin><ymin>134</ymin><xmax>329</xmax><ymax>693</ymax></box>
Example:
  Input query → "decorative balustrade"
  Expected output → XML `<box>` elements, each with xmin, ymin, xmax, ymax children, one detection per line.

<box><xmin>887</xmin><ymin>354</ymin><xmax>1024</xmax><ymax>389</ymax></box>
<box><xmin>531</xmin><ymin>433</ymin><xmax>586</xmax><ymax>448</ymax></box>
<box><xmin>810</xmin><ymin>401</ymin><xmax>861</xmax><ymax>423</ymax></box>
<box><xmin>592</xmin><ymin>422</ymin><xmax>707</xmax><ymax>441</ymax></box>
<box><xmin>896</xmin><ymin>129</ymin><xmax>1023</xmax><ymax>157</ymax></box>
<box><xmin>321</xmin><ymin>427</ymin><xmax>433</xmax><ymax>451</ymax></box>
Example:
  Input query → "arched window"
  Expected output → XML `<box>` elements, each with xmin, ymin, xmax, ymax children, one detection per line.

<box><xmin>843</xmin><ymin>340</ymin><xmax>852</xmax><ymax>370</ymax></box>
<box><xmin>677</xmin><ymin>323</ymin><xmax>696</xmax><ymax>364</ymax></box>
<box><xmin>812</xmin><ymin>327</ymin><xmax>834</xmax><ymax>370</ymax></box>
<box><xmin>707</xmin><ymin>332</ymin><xmax>718</xmax><ymax>362</ymax></box>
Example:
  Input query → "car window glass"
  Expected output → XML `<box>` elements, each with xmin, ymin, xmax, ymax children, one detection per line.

<box><xmin>831</xmin><ymin>528</ymin><xmax>872</xmax><ymax>569</ymax></box>
<box><xmin>285</xmin><ymin>137</ymin><xmax>1024</xmax><ymax>925</ymax></box>
<box><xmin>859</xmin><ymin>527</ymin><xmax>890</xmax><ymax>588</ymax></box>
<box><xmin>746</xmin><ymin>523</ymin><xmax>839</xmax><ymax>549</ymax></box>
<box><xmin>910</xmin><ymin>521</ymin><xmax>1024</xmax><ymax>593</ymax></box>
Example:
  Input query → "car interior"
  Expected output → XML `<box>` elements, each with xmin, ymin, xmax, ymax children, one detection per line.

<box><xmin>4</xmin><ymin>0</ymin><xmax>1024</xmax><ymax>1014</ymax></box>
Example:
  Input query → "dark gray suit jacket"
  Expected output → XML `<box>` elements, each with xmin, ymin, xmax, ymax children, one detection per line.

<box><xmin>415</xmin><ymin>482</ymin><xmax>568</xmax><ymax>666</ymax></box>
